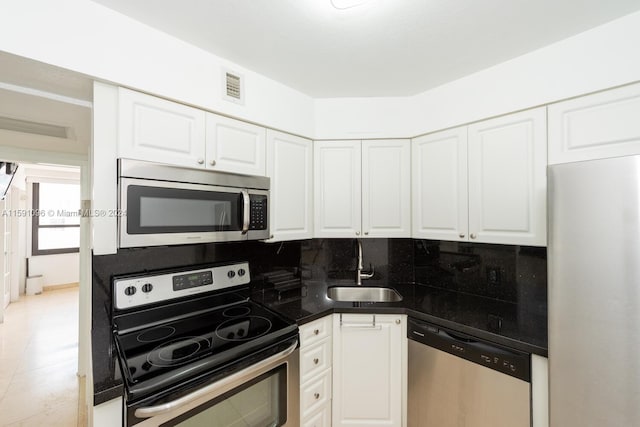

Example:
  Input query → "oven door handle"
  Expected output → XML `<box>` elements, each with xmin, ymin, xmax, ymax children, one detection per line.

<box><xmin>241</xmin><ymin>189</ymin><xmax>250</xmax><ymax>234</ymax></box>
<box><xmin>134</xmin><ymin>339</ymin><xmax>298</xmax><ymax>419</ymax></box>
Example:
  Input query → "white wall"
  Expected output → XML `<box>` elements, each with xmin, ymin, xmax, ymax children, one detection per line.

<box><xmin>314</xmin><ymin>10</ymin><xmax>640</xmax><ymax>139</ymax></box>
<box><xmin>0</xmin><ymin>0</ymin><xmax>315</xmax><ymax>138</ymax></box>
<box><xmin>28</xmin><ymin>252</ymin><xmax>79</xmax><ymax>287</ymax></box>
<box><xmin>24</xmin><ymin>166</ymin><xmax>81</xmax><ymax>288</ymax></box>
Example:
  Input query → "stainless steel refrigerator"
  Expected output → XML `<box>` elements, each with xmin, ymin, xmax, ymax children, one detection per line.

<box><xmin>549</xmin><ymin>155</ymin><xmax>640</xmax><ymax>427</ymax></box>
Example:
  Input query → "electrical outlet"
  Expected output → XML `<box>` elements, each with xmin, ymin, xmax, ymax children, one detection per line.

<box><xmin>486</xmin><ymin>266</ymin><xmax>502</xmax><ymax>297</ymax></box>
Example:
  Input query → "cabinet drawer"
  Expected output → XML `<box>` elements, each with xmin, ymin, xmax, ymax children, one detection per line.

<box><xmin>300</xmin><ymin>337</ymin><xmax>332</xmax><ymax>383</ymax></box>
<box><xmin>300</xmin><ymin>316</ymin><xmax>332</xmax><ymax>348</ymax></box>
<box><xmin>302</xmin><ymin>404</ymin><xmax>331</xmax><ymax>427</ymax></box>
<box><xmin>301</xmin><ymin>369</ymin><xmax>332</xmax><ymax>419</ymax></box>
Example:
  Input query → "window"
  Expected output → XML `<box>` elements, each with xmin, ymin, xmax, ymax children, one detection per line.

<box><xmin>32</xmin><ymin>182</ymin><xmax>80</xmax><ymax>255</ymax></box>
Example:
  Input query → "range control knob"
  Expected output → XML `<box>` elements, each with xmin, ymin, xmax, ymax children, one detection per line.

<box><xmin>227</xmin><ymin>270</ymin><xmax>236</xmax><ymax>279</ymax></box>
<box><xmin>124</xmin><ymin>286</ymin><xmax>137</xmax><ymax>296</ymax></box>
<box><xmin>237</xmin><ymin>268</ymin><xmax>246</xmax><ymax>277</ymax></box>
<box><xmin>142</xmin><ymin>283</ymin><xmax>153</xmax><ymax>293</ymax></box>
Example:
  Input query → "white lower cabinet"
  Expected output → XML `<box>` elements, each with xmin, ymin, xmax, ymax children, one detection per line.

<box><xmin>303</xmin><ymin>404</ymin><xmax>332</xmax><ymax>427</ymax></box>
<box><xmin>299</xmin><ymin>316</ymin><xmax>333</xmax><ymax>426</ymax></box>
<box><xmin>332</xmin><ymin>313</ymin><xmax>407</xmax><ymax>427</ymax></box>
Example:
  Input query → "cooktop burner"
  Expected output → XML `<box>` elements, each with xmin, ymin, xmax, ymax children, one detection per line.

<box><xmin>222</xmin><ymin>306</ymin><xmax>251</xmax><ymax>318</ymax></box>
<box><xmin>215</xmin><ymin>316</ymin><xmax>273</xmax><ymax>341</ymax></box>
<box><xmin>136</xmin><ymin>326</ymin><xmax>176</xmax><ymax>343</ymax></box>
<box><xmin>147</xmin><ymin>336</ymin><xmax>211</xmax><ymax>367</ymax></box>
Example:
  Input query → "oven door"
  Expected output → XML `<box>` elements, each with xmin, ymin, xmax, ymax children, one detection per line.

<box><xmin>127</xmin><ymin>340</ymin><xmax>299</xmax><ymax>427</ymax></box>
<box><xmin>120</xmin><ymin>177</ymin><xmax>258</xmax><ymax>248</ymax></box>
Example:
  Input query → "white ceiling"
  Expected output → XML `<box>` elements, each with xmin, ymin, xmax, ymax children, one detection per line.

<box><xmin>90</xmin><ymin>0</ymin><xmax>640</xmax><ymax>98</ymax></box>
<box><xmin>0</xmin><ymin>53</ymin><xmax>92</xmax><ymax>156</ymax></box>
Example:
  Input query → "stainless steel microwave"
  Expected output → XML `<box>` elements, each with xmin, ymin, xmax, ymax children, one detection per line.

<box><xmin>118</xmin><ymin>159</ymin><xmax>269</xmax><ymax>248</ymax></box>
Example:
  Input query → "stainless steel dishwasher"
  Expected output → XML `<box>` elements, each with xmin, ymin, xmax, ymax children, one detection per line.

<box><xmin>408</xmin><ymin>318</ymin><xmax>531</xmax><ymax>427</ymax></box>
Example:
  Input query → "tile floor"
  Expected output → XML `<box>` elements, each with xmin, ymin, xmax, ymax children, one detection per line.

<box><xmin>0</xmin><ymin>287</ymin><xmax>82</xmax><ymax>426</ymax></box>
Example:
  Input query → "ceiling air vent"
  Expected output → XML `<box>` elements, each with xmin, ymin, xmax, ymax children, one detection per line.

<box><xmin>223</xmin><ymin>68</ymin><xmax>244</xmax><ymax>105</ymax></box>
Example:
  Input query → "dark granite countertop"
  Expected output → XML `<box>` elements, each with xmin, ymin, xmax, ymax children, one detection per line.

<box><xmin>252</xmin><ymin>280</ymin><xmax>548</xmax><ymax>356</ymax></box>
<box><xmin>94</xmin><ymin>279</ymin><xmax>546</xmax><ymax>405</ymax></box>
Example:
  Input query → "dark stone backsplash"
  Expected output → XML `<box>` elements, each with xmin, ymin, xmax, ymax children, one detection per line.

<box><xmin>299</xmin><ymin>238</ymin><xmax>415</xmax><ymax>284</ymax></box>
<box><xmin>414</xmin><ymin>240</ymin><xmax>547</xmax><ymax>306</ymax></box>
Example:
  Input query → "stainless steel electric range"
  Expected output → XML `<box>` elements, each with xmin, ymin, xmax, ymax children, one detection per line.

<box><xmin>111</xmin><ymin>262</ymin><xmax>300</xmax><ymax>427</ymax></box>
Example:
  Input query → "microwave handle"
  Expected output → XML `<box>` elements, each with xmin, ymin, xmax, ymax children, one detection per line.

<box><xmin>241</xmin><ymin>190</ymin><xmax>250</xmax><ymax>234</ymax></box>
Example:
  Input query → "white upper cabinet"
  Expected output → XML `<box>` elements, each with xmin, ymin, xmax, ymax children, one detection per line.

<box><xmin>118</xmin><ymin>88</ymin><xmax>206</xmax><ymax>168</ymax></box>
<box><xmin>266</xmin><ymin>130</ymin><xmax>313</xmax><ymax>242</ymax></box>
<box><xmin>548</xmin><ymin>82</ymin><xmax>640</xmax><ymax>164</ymax></box>
<box><xmin>117</xmin><ymin>88</ymin><xmax>266</xmax><ymax>175</ymax></box>
<box><xmin>314</xmin><ymin>139</ymin><xmax>411</xmax><ymax>238</ymax></box>
<box><xmin>412</xmin><ymin>108</ymin><xmax>546</xmax><ymax>246</ymax></box>
<box><xmin>205</xmin><ymin>113</ymin><xmax>266</xmax><ymax>176</ymax></box>
<box><xmin>468</xmin><ymin>107</ymin><xmax>547</xmax><ymax>246</ymax></box>
<box><xmin>412</xmin><ymin>127</ymin><xmax>468</xmax><ymax>241</ymax></box>
<box><xmin>362</xmin><ymin>140</ymin><xmax>411</xmax><ymax>237</ymax></box>
<box><xmin>314</xmin><ymin>140</ymin><xmax>362</xmax><ymax>238</ymax></box>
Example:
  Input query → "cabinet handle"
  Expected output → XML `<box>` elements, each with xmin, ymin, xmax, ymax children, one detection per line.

<box><xmin>364</xmin><ymin>232</ymin><xmax>369</xmax><ymax>236</ymax></box>
<box><xmin>470</xmin><ymin>233</ymin><xmax>477</xmax><ymax>239</ymax></box>
<box><xmin>313</xmin><ymin>358</ymin><xmax>319</xmax><ymax>365</ymax></box>
<box><xmin>197</xmin><ymin>158</ymin><xmax>204</xmax><ymax>165</ymax></box>
<box><xmin>314</xmin><ymin>392</ymin><xmax>320</xmax><ymax>400</ymax></box>
<box><xmin>355</xmin><ymin>231</ymin><xmax>360</xmax><ymax>236</ymax></box>
<box><xmin>313</xmin><ymin>329</ymin><xmax>319</xmax><ymax>335</ymax></box>
<box><xmin>395</xmin><ymin>319</ymin><xmax>401</xmax><ymax>325</ymax></box>
<box><xmin>209</xmin><ymin>160</ymin><xmax>216</xmax><ymax>166</ymax></box>
<box><xmin>459</xmin><ymin>233</ymin><xmax>465</xmax><ymax>238</ymax></box>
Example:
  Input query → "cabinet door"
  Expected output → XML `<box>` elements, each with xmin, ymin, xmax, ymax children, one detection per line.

<box><xmin>266</xmin><ymin>130</ymin><xmax>313</xmax><ymax>241</ymax></box>
<box><xmin>468</xmin><ymin>107</ymin><xmax>547</xmax><ymax>246</ymax></box>
<box><xmin>314</xmin><ymin>141</ymin><xmax>361</xmax><ymax>238</ymax></box>
<box><xmin>333</xmin><ymin>314</ymin><xmax>406</xmax><ymax>427</ymax></box>
<box><xmin>548</xmin><ymin>82</ymin><xmax>640</xmax><ymax>164</ymax></box>
<box><xmin>412</xmin><ymin>127</ymin><xmax>468</xmax><ymax>241</ymax></box>
<box><xmin>362</xmin><ymin>140</ymin><xmax>411</xmax><ymax>238</ymax></box>
<box><xmin>118</xmin><ymin>88</ymin><xmax>206</xmax><ymax>168</ymax></box>
<box><xmin>205</xmin><ymin>113</ymin><xmax>266</xmax><ymax>176</ymax></box>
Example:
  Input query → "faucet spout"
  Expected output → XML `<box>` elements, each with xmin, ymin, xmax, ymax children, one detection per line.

<box><xmin>356</xmin><ymin>239</ymin><xmax>374</xmax><ymax>285</ymax></box>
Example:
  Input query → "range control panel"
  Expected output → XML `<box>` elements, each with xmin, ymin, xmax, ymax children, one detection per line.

<box><xmin>113</xmin><ymin>262</ymin><xmax>250</xmax><ymax>310</ymax></box>
<box><xmin>408</xmin><ymin>318</ymin><xmax>531</xmax><ymax>382</ymax></box>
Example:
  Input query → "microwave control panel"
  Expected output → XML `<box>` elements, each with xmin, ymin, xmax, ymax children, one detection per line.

<box><xmin>249</xmin><ymin>195</ymin><xmax>268</xmax><ymax>230</ymax></box>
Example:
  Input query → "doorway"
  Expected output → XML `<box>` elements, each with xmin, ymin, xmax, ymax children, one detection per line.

<box><xmin>0</xmin><ymin>52</ymin><xmax>92</xmax><ymax>426</ymax></box>
<box><xmin>0</xmin><ymin>160</ymin><xmax>87</xmax><ymax>426</ymax></box>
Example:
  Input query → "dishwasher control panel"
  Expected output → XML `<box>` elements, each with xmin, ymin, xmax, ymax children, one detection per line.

<box><xmin>408</xmin><ymin>318</ymin><xmax>530</xmax><ymax>382</ymax></box>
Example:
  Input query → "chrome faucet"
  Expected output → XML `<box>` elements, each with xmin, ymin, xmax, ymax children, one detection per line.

<box><xmin>356</xmin><ymin>239</ymin><xmax>374</xmax><ymax>285</ymax></box>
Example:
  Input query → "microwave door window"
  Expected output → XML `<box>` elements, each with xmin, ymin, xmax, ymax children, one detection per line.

<box><xmin>127</xmin><ymin>186</ymin><xmax>243</xmax><ymax>234</ymax></box>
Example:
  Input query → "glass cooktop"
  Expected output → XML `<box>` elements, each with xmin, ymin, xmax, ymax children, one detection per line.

<box><xmin>113</xmin><ymin>296</ymin><xmax>297</xmax><ymax>387</ymax></box>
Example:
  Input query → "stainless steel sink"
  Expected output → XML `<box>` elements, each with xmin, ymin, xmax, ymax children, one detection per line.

<box><xmin>327</xmin><ymin>286</ymin><xmax>403</xmax><ymax>302</ymax></box>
